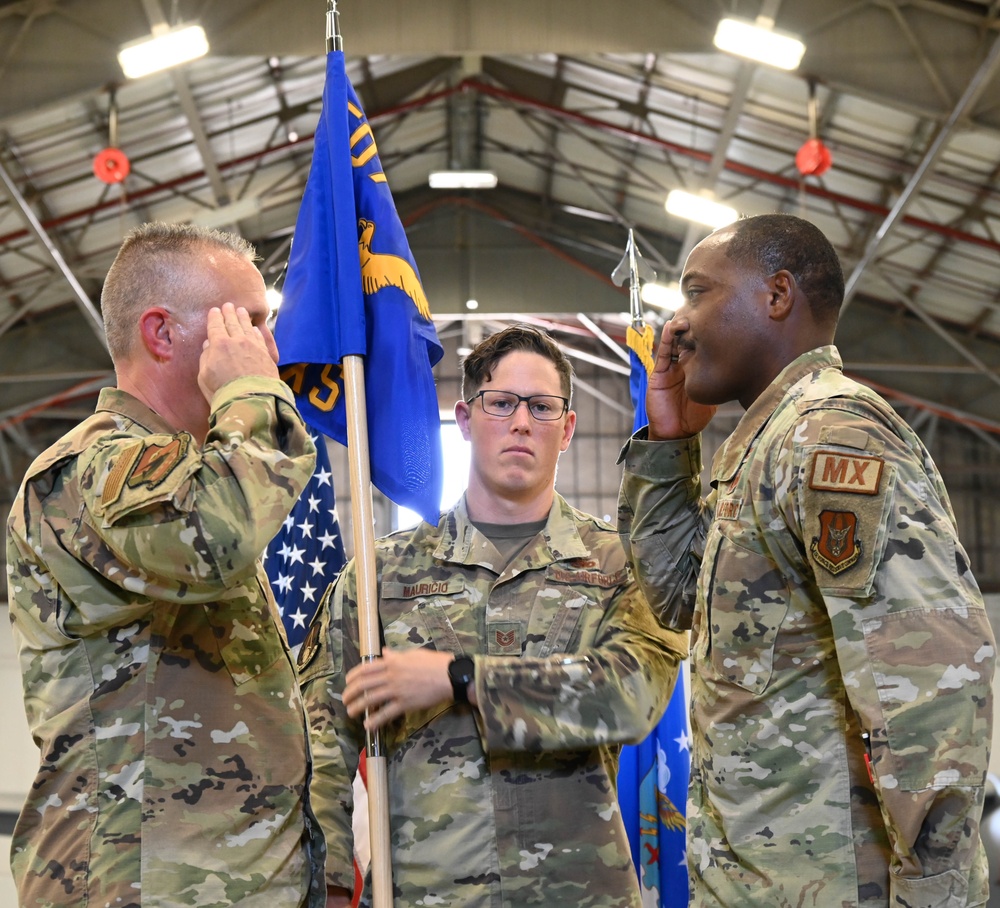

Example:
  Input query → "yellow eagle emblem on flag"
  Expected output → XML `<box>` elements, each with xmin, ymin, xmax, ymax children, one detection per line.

<box><xmin>358</xmin><ymin>218</ymin><xmax>431</xmax><ymax>320</ymax></box>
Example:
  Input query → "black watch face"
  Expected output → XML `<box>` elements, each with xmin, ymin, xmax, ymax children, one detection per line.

<box><xmin>450</xmin><ymin>657</ymin><xmax>474</xmax><ymax>700</ymax></box>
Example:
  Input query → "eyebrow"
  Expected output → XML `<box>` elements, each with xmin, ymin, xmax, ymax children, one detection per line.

<box><xmin>680</xmin><ymin>270</ymin><xmax>709</xmax><ymax>290</ymax></box>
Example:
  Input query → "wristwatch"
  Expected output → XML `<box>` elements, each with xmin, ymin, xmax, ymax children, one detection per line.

<box><xmin>448</xmin><ymin>656</ymin><xmax>475</xmax><ymax>704</ymax></box>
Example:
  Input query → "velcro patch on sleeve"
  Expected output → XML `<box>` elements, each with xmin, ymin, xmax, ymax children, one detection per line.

<box><xmin>101</xmin><ymin>441</ymin><xmax>143</xmax><ymax>507</ymax></box>
<box><xmin>809</xmin><ymin>450</ymin><xmax>883</xmax><ymax>495</ymax></box>
<box><xmin>126</xmin><ymin>435</ymin><xmax>191</xmax><ymax>491</ymax></box>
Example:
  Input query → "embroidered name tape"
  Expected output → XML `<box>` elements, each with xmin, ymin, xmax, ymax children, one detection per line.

<box><xmin>716</xmin><ymin>498</ymin><xmax>742</xmax><ymax>520</ymax></box>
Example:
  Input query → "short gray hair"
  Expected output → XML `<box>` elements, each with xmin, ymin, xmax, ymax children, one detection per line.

<box><xmin>100</xmin><ymin>222</ymin><xmax>258</xmax><ymax>362</ymax></box>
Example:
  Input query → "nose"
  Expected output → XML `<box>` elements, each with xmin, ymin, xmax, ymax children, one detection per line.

<box><xmin>257</xmin><ymin>319</ymin><xmax>280</xmax><ymax>364</ymax></box>
<box><xmin>668</xmin><ymin>310</ymin><xmax>691</xmax><ymax>343</ymax></box>
<box><xmin>510</xmin><ymin>399</ymin><xmax>533</xmax><ymax>430</ymax></box>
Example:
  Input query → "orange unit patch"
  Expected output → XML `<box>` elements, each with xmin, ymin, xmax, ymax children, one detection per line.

<box><xmin>811</xmin><ymin>510</ymin><xmax>862</xmax><ymax>575</ymax></box>
<box><xmin>126</xmin><ymin>435</ymin><xmax>190</xmax><ymax>491</ymax></box>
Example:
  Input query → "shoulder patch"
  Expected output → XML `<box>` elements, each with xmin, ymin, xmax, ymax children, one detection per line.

<box><xmin>101</xmin><ymin>441</ymin><xmax>143</xmax><ymax>506</ymax></box>
<box><xmin>809</xmin><ymin>450</ymin><xmax>883</xmax><ymax>495</ymax></box>
<box><xmin>126</xmin><ymin>435</ymin><xmax>191</xmax><ymax>491</ymax></box>
<box><xmin>818</xmin><ymin>425</ymin><xmax>884</xmax><ymax>453</ymax></box>
<box><xmin>811</xmin><ymin>509</ymin><xmax>861</xmax><ymax>574</ymax></box>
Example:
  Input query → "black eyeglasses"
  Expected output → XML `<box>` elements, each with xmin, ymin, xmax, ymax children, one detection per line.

<box><xmin>466</xmin><ymin>390</ymin><xmax>569</xmax><ymax>421</ymax></box>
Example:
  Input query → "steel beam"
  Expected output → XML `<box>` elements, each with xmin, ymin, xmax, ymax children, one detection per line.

<box><xmin>842</xmin><ymin>32</ymin><xmax>1000</xmax><ymax>309</ymax></box>
<box><xmin>0</xmin><ymin>157</ymin><xmax>107</xmax><ymax>347</ymax></box>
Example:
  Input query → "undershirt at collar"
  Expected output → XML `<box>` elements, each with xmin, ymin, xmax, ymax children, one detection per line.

<box><xmin>470</xmin><ymin>517</ymin><xmax>548</xmax><ymax>568</ymax></box>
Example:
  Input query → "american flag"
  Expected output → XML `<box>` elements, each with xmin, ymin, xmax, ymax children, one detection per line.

<box><xmin>264</xmin><ymin>432</ymin><xmax>347</xmax><ymax>648</ymax></box>
<box><xmin>264</xmin><ymin>431</ymin><xmax>367</xmax><ymax>905</ymax></box>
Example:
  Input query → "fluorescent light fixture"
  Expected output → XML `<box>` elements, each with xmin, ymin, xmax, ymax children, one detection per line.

<box><xmin>713</xmin><ymin>17</ymin><xmax>805</xmax><ymax>71</ymax></box>
<box><xmin>428</xmin><ymin>170</ymin><xmax>498</xmax><ymax>190</ymax></box>
<box><xmin>640</xmin><ymin>281</ymin><xmax>683</xmax><ymax>313</ymax></box>
<box><xmin>118</xmin><ymin>24</ymin><xmax>209</xmax><ymax>79</ymax></box>
<box><xmin>665</xmin><ymin>189</ymin><xmax>738</xmax><ymax>229</ymax></box>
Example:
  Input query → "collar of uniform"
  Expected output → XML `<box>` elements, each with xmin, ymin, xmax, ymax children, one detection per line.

<box><xmin>711</xmin><ymin>345</ymin><xmax>842</xmax><ymax>486</ymax></box>
<box><xmin>96</xmin><ymin>386</ymin><xmax>179</xmax><ymax>435</ymax></box>
<box><xmin>21</xmin><ymin>387</ymin><xmax>179</xmax><ymax>484</ymax></box>
<box><xmin>432</xmin><ymin>492</ymin><xmax>590</xmax><ymax>567</ymax></box>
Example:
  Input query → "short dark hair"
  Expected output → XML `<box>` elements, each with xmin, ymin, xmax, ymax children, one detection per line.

<box><xmin>461</xmin><ymin>324</ymin><xmax>574</xmax><ymax>401</ymax></box>
<box><xmin>724</xmin><ymin>214</ymin><xmax>844</xmax><ymax>324</ymax></box>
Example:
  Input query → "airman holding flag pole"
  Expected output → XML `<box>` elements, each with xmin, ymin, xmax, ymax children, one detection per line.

<box><xmin>302</xmin><ymin>322</ymin><xmax>686</xmax><ymax>907</ymax></box>
<box><xmin>274</xmin><ymin>2</ymin><xmax>445</xmax><ymax>905</ymax></box>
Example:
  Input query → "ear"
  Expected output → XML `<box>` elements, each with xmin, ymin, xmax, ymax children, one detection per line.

<box><xmin>559</xmin><ymin>410</ymin><xmax>577</xmax><ymax>452</ymax></box>
<box><xmin>766</xmin><ymin>270</ymin><xmax>796</xmax><ymax>322</ymax></box>
<box><xmin>454</xmin><ymin>400</ymin><xmax>472</xmax><ymax>441</ymax></box>
<box><xmin>138</xmin><ymin>307</ymin><xmax>174</xmax><ymax>360</ymax></box>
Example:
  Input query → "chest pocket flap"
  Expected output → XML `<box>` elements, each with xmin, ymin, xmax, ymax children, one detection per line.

<box><xmin>380</xmin><ymin>576</ymin><xmax>468</xmax><ymax>652</ymax></box>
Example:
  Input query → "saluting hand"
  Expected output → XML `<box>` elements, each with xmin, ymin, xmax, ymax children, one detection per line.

<box><xmin>197</xmin><ymin>302</ymin><xmax>280</xmax><ymax>402</ymax></box>
<box><xmin>645</xmin><ymin>317</ymin><xmax>717</xmax><ymax>440</ymax></box>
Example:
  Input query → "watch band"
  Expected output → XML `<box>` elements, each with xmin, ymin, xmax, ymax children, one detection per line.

<box><xmin>448</xmin><ymin>656</ymin><xmax>475</xmax><ymax>704</ymax></box>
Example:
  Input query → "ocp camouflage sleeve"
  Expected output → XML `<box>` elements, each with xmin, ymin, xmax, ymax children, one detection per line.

<box><xmin>76</xmin><ymin>375</ymin><xmax>316</xmax><ymax>599</ymax></box>
<box><xmin>617</xmin><ymin>429</ymin><xmax>707</xmax><ymax>631</ymax></box>
<box><xmin>299</xmin><ymin>565</ymin><xmax>364</xmax><ymax>892</ymax></box>
<box><xmin>474</xmin><ymin>560</ymin><xmax>686</xmax><ymax>753</ymax></box>
<box><xmin>783</xmin><ymin>377</ymin><xmax>994</xmax><ymax>906</ymax></box>
<box><xmin>5</xmin><ymin>378</ymin><xmax>325</xmax><ymax>908</ymax></box>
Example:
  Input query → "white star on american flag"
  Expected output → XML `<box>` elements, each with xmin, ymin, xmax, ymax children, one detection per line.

<box><xmin>264</xmin><ymin>434</ymin><xmax>346</xmax><ymax>648</ymax></box>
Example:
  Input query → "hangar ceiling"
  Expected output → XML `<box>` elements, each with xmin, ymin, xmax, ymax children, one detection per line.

<box><xmin>1</xmin><ymin>0</ymin><xmax>999</xmax><ymax>496</ymax></box>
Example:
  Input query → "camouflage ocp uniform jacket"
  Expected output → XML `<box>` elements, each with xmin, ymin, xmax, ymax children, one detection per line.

<box><xmin>300</xmin><ymin>492</ymin><xmax>687</xmax><ymax>908</ymax></box>
<box><xmin>618</xmin><ymin>346</ymin><xmax>995</xmax><ymax>908</ymax></box>
<box><xmin>5</xmin><ymin>379</ymin><xmax>326</xmax><ymax>908</ymax></box>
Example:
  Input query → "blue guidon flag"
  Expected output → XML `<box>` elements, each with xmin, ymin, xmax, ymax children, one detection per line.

<box><xmin>274</xmin><ymin>49</ymin><xmax>444</xmax><ymax>526</ymax></box>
